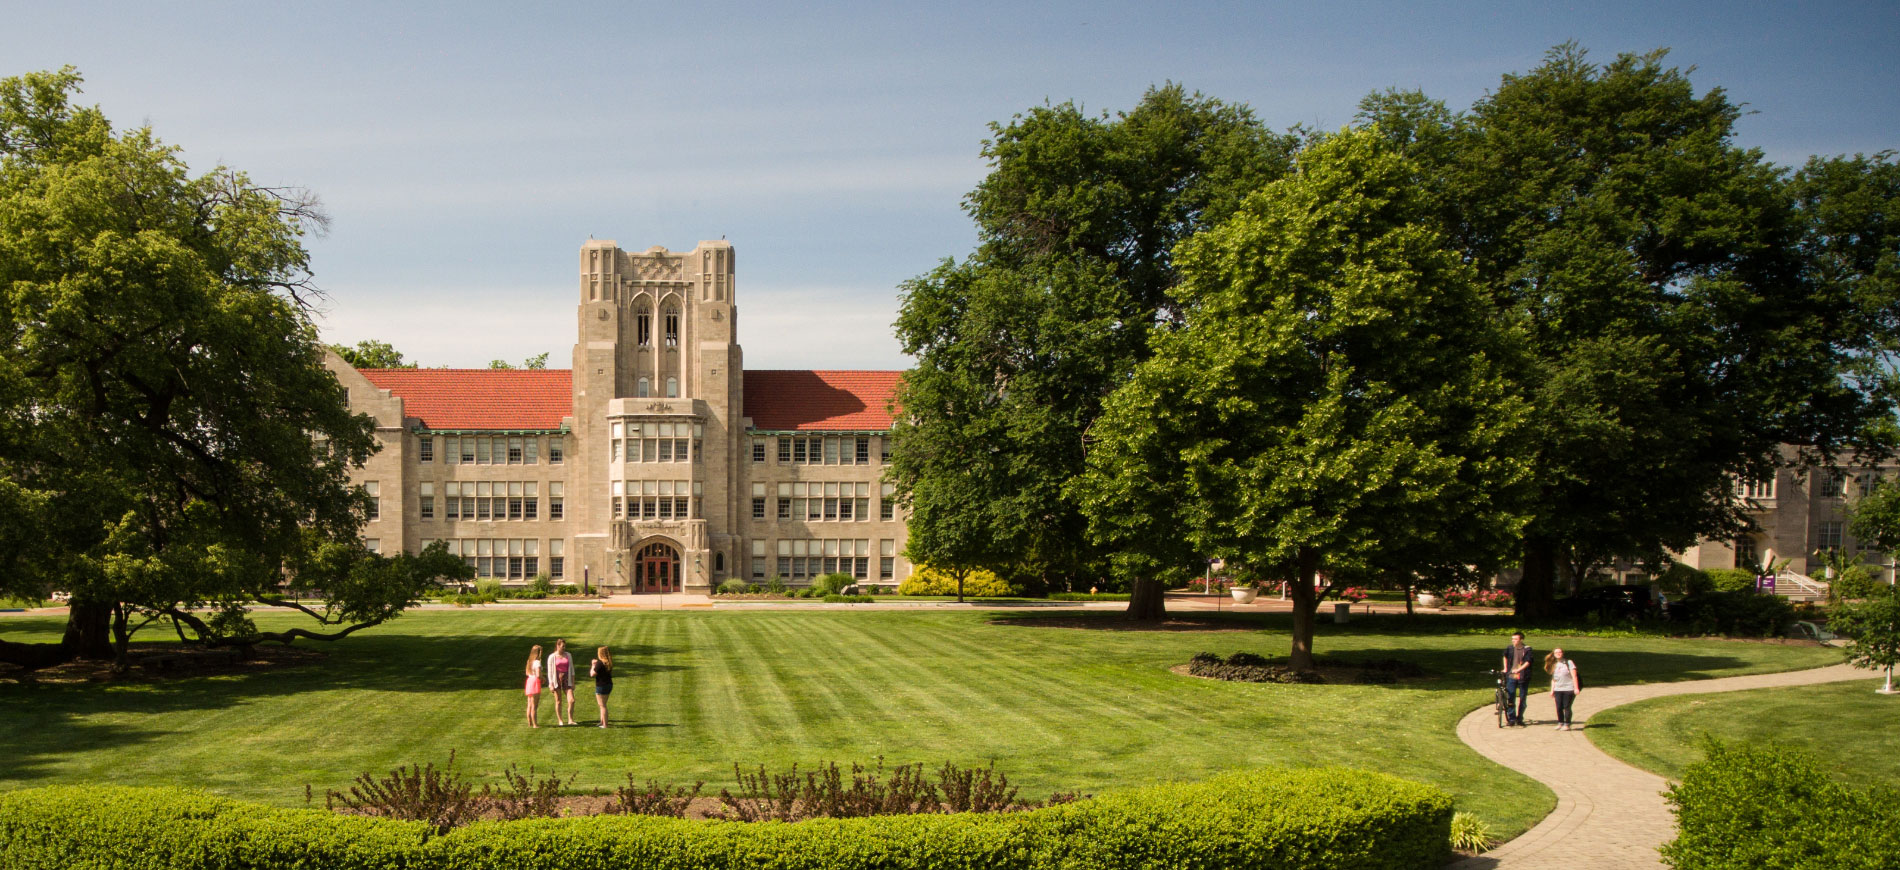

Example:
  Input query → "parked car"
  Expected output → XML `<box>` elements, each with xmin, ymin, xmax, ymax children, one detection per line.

<box><xmin>1554</xmin><ymin>584</ymin><xmax>1656</xmax><ymax>621</ymax></box>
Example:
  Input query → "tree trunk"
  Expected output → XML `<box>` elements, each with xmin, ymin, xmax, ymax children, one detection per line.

<box><xmin>1288</xmin><ymin>549</ymin><xmax>1320</xmax><ymax>671</ymax></box>
<box><xmin>955</xmin><ymin>570</ymin><xmax>965</xmax><ymax>604</ymax></box>
<box><xmin>110</xmin><ymin>603</ymin><xmax>134</xmax><ymax>673</ymax></box>
<box><xmin>62</xmin><ymin>600</ymin><xmax>113</xmax><ymax>659</ymax></box>
<box><xmin>1126</xmin><ymin>577</ymin><xmax>1167</xmax><ymax>621</ymax></box>
<box><xmin>1516</xmin><ymin>535</ymin><xmax>1560</xmax><ymax>619</ymax></box>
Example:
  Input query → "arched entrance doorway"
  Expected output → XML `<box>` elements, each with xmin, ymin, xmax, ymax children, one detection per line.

<box><xmin>634</xmin><ymin>540</ymin><xmax>681</xmax><ymax>593</ymax></box>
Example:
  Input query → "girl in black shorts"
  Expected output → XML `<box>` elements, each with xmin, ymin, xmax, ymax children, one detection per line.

<box><xmin>590</xmin><ymin>646</ymin><xmax>614</xmax><ymax>728</ymax></box>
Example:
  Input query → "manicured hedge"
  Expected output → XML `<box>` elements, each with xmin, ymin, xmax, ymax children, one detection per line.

<box><xmin>1664</xmin><ymin>739</ymin><xmax>1900</xmax><ymax>870</ymax></box>
<box><xmin>0</xmin><ymin>767</ymin><xmax>1451</xmax><ymax>870</ymax></box>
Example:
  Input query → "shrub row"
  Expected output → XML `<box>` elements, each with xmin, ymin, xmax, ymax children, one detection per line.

<box><xmin>1664</xmin><ymin>739</ymin><xmax>1900</xmax><ymax>870</ymax></box>
<box><xmin>1666</xmin><ymin>590</ymin><xmax>1796</xmax><ymax>637</ymax></box>
<box><xmin>0</xmin><ymin>767</ymin><xmax>1452</xmax><ymax>870</ymax></box>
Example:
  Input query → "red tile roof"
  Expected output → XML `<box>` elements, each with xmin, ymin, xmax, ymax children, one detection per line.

<box><xmin>357</xmin><ymin>369</ymin><xmax>572</xmax><ymax>431</ymax></box>
<box><xmin>744</xmin><ymin>370</ymin><xmax>902</xmax><ymax>431</ymax></box>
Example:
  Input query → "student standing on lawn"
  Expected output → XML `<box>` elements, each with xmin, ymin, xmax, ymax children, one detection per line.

<box><xmin>1545</xmin><ymin>647</ymin><xmax>1581</xmax><ymax>731</ymax></box>
<box><xmin>1502</xmin><ymin>632</ymin><xmax>1534</xmax><ymax>726</ymax></box>
<box><xmin>524</xmin><ymin>644</ymin><xmax>544</xmax><ymax>728</ymax></box>
<box><xmin>590</xmin><ymin>646</ymin><xmax>614</xmax><ymax>728</ymax></box>
<box><xmin>547</xmin><ymin>639</ymin><xmax>577</xmax><ymax>726</ymax></box>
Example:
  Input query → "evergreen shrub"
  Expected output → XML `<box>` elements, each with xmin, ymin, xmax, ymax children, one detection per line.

<box><xmin>1667</xmin><ymin>590</ymin><xmax>1795</xmax><ymax>637</ymax></box>
<box><xmin>1663</xmin><ymin>739</ymin><xmax>1900</xmax><ymax>870</ymax></box>
<box><xmin>0</xmin><ymin>767</ymin><xmax>1452</xmax><ymax>870</ymax></box>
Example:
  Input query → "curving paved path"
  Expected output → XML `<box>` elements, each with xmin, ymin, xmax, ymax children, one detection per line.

<box><xmin>1448</xmin><ymin>662</ymin><xmax>1867</xmax><ymax>869</ymax></box>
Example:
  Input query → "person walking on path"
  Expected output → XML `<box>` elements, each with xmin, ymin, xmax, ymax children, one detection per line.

<box><xmin>524</xmin><ymin>644</ymin><xmax>545</xmax><ymax>728</ymax></box>
<box><xmin>1545</xmin><ymin>647</ymin><xmax>1580</xmax><ymax>731</ymax></box>
<box><xmin>547</xmin><ymin>639</ymin><xmax>577</xmax><ymax>726</ymax></box>
<box><xmin>1503</xmin><ymin>632</ymin><xmax>1535</xmax><ymax>726</ymax></box>
<box><xmin>590</xmin><ymin>646</ymin><xmax>614</xmax><ymax>728</ymax></box>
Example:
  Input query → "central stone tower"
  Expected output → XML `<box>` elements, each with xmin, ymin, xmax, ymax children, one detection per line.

<box><xmin>570</xmin><ymin>240</ymin><xmax>743</xmax><ymax>594</ymax></box>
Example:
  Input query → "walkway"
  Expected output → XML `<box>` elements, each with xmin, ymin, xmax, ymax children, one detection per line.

<box><xmin>1448</xmin><ymin>661</ymin><xmax>1867</xmax><ymax>869</ymax></box>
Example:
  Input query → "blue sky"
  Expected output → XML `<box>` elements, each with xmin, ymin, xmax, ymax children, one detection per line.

<box><xmin>4</xmin><ymin>1</ymin><xmax>1895</xmax><ymax>370</ymax></box>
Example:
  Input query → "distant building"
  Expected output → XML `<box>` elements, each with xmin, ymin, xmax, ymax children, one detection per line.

<box><xmin>1677</xmin><ymin>460</ymin><xmax>1896</xmax><ymax>586</ymax></box>
<box><xmin>326</xmin><ymin>240</ymin><xmax>912</xmax><ymax>594</ymax></box>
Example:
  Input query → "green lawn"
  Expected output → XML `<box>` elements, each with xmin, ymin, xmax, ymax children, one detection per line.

<box><xmin>0</xmin><ymin>609</ymin><xmax>1838</xmax><ymax>838</ymax></box>
<box><xmin>1589</xmin><ymin>676</ymin><xmax>1900</xmax><ymax>789</ymax></box>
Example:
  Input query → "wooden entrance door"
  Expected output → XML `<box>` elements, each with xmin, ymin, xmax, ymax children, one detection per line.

<box><xmin>635</xmin><ymin>541</ymin><xmax>680</xmax><ymax>593</ymax></box>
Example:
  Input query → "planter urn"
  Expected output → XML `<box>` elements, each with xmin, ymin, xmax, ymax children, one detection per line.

<box><xmin>1232</xmin><ymin>587</ymin><xmax>1259</xmax><ymax>604</ymax></box>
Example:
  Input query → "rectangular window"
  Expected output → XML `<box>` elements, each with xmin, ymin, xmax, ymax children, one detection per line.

<box><xmin>1818</xmin><ymin>520</ymin><xmax>1845</xmax><ymax>552</ymax></box>
<box><xmin>524</xmin><ymin>438</ymin><xmax>538</xmax><ymax>464</ymax></box>
<box><xmin>419</xmin><ymin>436</ymin><xmax>434</xmax><ymax>463</ymax></box>
<box><xmin>509</xmin><ymin>497</ymin><xmax>523</xmax><ymax>520</ymax></box>
<box><xmin>824</xmin><ymin>437</ymin><xmax>839</xmax><ymax>465</ymax></box>
<box><xmin>752</xmin><ymin>440</ymin><xmax>766</xmax><ymax>463</ymax></box>
<box><xmin>508</xmin><ymin>437</ymin><xmax>524</xmax><ymax>464</ymax></box>
<box><xmin>549</xmin><ymin>481</ymin><xmax>563</xmax><ymax>521</ymax></box>
<box><xmin>445</xmin><ymin>436</ymin><xmax>459</xmax><ymax>465</ymax></box>
<box><xmin>363</xmin><ymin>481</ymin><xmax>380</xmax><ymax>521</ymax></box>
<box><xmin>461</xmin><ymin>438</ymin><xmax>476</xmax><ymax>464</ymax></box>
<box><xmin>856</xmin><ymin>436</ymin><xmax>870</xmax><ymax>464</ymax></box>
<box><xmin>880</xmin><ymin>437</ymin><xmax>891</xmax><ymax>463</ymax></box>
<box><xmin>1737</xmin><ymin>476</ymin><xmax>1776</xmax><ymax>500</ymax></box>
<box><xmin>839</xmin><ymin>497</ymin><xmax>854</xmax><ymax>521</ymax></box>
<box><xmin>365</xmin><ymin>538</ymin><xmax>380</xmax><ymax>554</ymax></box>
<box><xmin>610</xmin><ymin>440</ymin><xmax>620</xmax><ymax>463</ymax></box>
<box><xmin>824</xmin><ymin>497</ymin><xmax>839</xmax><ymax>521</ymax></box>
<box><xmin>1820</xmin><ymin>470</ymin><xmax>1846</xmax><ymax>498</ymax></box>
<box><xmin>777</xmin><ymin>436</ymin><xmax>791</xmax><ymax>463</ymax></box>
<box><xmin>752</xmin><ymin>497</ymin><xmax>766</xmax><ymax>519</ymax></box>
<box><xmin>420</xmin><ymin>482</ymin><xmax>435</xmax><ymax>520</ymax></box>
<box><xmin>880</xmin><ymin>539</ymin><xmax>895</xmax><ymax>580</ymax></box>
<box><xmin>677</xmin><ymin>438</ymin><xmax>690</xmax><ymax>462</ymax></box>
<box><xmin>548</xmin><ymin>437</ymin><xmax>564</xmax><ymax>464</ymax></box>
<box><xmin>446</xmin><ymin>483</ymin><xmax>461</xmax><ymax>520</ymax></box>
<box><xmin>792</xmin><ymin>438</ymin><xmax>806</xmax><ymax>463</ymax></box>
<box><xmin>475</xmin><ymin>437</ymin><xmax>490</xmax><ymax>464</ymax></box>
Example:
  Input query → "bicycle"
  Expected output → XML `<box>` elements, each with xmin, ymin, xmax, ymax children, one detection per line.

<box><xmin>1487</xmin><ymin>669</ymin><xmax>1511</xmax><ymax>728</ymax></box>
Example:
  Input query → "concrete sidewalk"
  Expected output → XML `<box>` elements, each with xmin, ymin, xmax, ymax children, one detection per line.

<box><xmin>1448</xmin><ymin>661</ymin><xmax>1867</xmax><ymax>869</ymax></box>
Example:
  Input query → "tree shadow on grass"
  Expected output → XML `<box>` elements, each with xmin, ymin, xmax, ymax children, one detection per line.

<box><xmin>0</xmin><ymin>633</ymin><xmax>687</xmax><ymax>786</ymax></box>
<box><xmin>988</xmin><ymin>610</ymin><xmax>1795</xmax><ymax>693</ymax></box>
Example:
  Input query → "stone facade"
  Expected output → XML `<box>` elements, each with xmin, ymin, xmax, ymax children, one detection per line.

<box><xmin>326</xmin><ymin>240</ymin><xmax>911</xmax><ymax>594</ymax></box>
<box><xmin>1678</xmin><ymin>458</ymin><xmax>1897</xmax><ymax>583</ymax></box>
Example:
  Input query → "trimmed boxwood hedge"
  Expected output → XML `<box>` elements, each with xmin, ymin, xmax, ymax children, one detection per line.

<box><xmin>1663</xmin><ymin>739</ymin><xmax>1900</xmax><ymax>870</ymax></box>
<box><xmin>0</xmin><ymin>767</ymin><xmax>1451</xmax><ymax>870</ymax></box>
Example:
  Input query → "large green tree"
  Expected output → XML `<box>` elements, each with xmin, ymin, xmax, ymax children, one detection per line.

<box><xmin>891</xmin><ymin>85</ymin><xmax>1297</xmax><ymax>617</ymax></box>
<box><xmin>330</xmin><ymin>339</ymin><xmax>416</xmax><ymax>369</ymax></box>
<box><xmin>0</xmin><ymin>68</ymin><xmax>462</xmax><ymax>670</ymax></box>
<box><xmin>1360</xmin><ymin>46</ymin><xmax>1900</xmax><ymax>616</ymax></box>
<box><xmin>1077</xmin><ymin>129</ymin><xmax>1532</xmax><ymax>669</ymax></box>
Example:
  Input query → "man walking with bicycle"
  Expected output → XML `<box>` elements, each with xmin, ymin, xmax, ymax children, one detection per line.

<box><xmin>1502</xmin><ymin>631</ymin><xmax>1534</xmax><ymax>726</ymax></box>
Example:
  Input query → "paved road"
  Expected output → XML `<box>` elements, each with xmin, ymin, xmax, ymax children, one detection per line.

<box><xmin>1448</xmin><ymin>661</ymin><xmax>1867</xmax><ymax>869</ymax></box>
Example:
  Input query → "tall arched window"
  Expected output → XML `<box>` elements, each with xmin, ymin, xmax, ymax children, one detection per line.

<box><xmin>636</xmin><ymin>305</ymin><xmax>652</xmax><ymax>346</ymax></box>
<box><xmin>637</xmin><ymin>377</ymin><xmax>650</xmax><ymax>397</ymax></box>
<box><xmin>664</xmin><ymin>308</ymin><xmax>679</xmax><ymax>347</ymax></box>
<box><xmin>665</xmin><ymin>377</ymin><xmax>679</xmax><ymax>398</ymax></box>
<box><xmin>714</xmin><ymin>552</ymin><xmax>725</xmax><ymax>573</ymax></box>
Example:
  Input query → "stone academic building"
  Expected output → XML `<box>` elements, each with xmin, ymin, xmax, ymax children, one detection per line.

<box><xmin>325</xmin><ymin>240</ymin><xmax>912</xmax><ymax>594</ymax></box>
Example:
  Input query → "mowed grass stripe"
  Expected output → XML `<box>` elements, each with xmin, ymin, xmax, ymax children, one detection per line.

<box><xmin>0</xmin><ymin>608</ymin><xmax>1845</xmax><ymax>838</ymax></box>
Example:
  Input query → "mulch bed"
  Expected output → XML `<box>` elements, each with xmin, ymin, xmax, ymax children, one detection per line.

<box><xmin>1173</xmin><ymin>652</ymin><xmax>1431</xmax><ymax>685</ymax></box>
<box><xmin>0</xmin><ymin>643</ymin><xmax>327</xmax><ymax>685</ymax></box>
